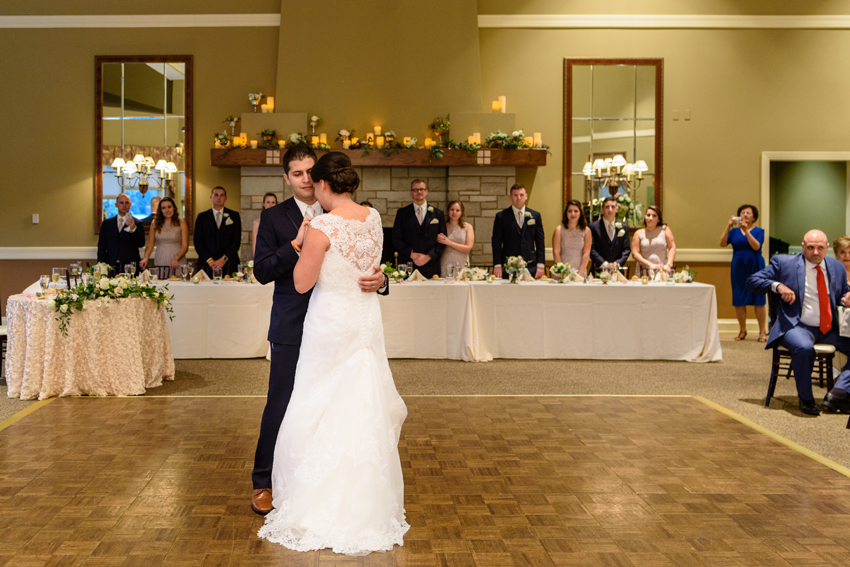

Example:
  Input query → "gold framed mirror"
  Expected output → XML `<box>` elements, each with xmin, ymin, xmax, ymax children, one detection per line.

<box><xmin>95</xmin><ymin>55</ymin><xmax>193</xmax><ymax>234</ymax></box>
<box><xmin>564</xmin><ymin>58</ymin><xmax>663</xmax><ymax>217</ymax></box>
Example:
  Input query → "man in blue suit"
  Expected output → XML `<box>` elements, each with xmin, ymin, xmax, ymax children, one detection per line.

<box><xmin>492</xmin><ymin>184</ymin><xmax>545</xmax><ymax>279</ymax></box>
<box><xmin>391</xmin><ymin>179</ymin><xmax>446</xmax><ymax>279</ymax></box>
<box><xmin>747</xmin><ymin>230</ymin><xmax>850</xmax><ymax>415</ymax></box>
<box><xmin>250</xmin><ymin>145</ymin><xmax>388</xmax><ymax>515</ymax></box>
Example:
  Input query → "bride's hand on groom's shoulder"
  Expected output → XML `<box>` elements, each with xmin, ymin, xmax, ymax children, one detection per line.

<box><xmin>294</xmin><ymin>217</ymin><xmax>313</xmax><ymax>249</ymax></box>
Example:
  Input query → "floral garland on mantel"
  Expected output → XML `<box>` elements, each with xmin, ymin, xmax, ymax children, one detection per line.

<box><xmin>49</xmin><ymin>277</ymin><xmax>174</xmax><ymax>336</ymax></box>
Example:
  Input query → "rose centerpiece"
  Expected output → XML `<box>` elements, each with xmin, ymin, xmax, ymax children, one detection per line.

<box><xmin>504</xmin><ymin>256</ymin><xmax>527</xmax><ymax>284</ymax></box>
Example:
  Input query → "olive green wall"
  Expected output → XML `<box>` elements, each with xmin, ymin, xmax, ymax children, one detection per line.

<box><xmin>0</xmin><ymin>26</ymin><xmax>279</xmax><ymax>246</ymax></box>
<box><xmin>478</xmin><ymin>27</ymin><xmax>850</xmax><ymax>248</ymax></box>
<box><xmin>477</xmin><ymin>0</ymin><xmax>850</xmax><ymax>16</ymax></box>
<box><xmin>770</xmin><ymin>161</ymin><xmax>847</xmax><ymax>247</ymax></box>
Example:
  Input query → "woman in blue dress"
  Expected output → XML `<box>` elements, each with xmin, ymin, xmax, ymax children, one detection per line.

<box><xmin>720</xmin><ymin>204</ymin><xmax>767</xmax><ymax>342</ymax></box>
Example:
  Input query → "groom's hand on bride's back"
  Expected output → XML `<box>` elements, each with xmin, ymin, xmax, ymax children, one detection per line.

<box><xmin>358</xmin><ymin>264</ymin><xmax>387</xmax><ymax>293</ymax></box>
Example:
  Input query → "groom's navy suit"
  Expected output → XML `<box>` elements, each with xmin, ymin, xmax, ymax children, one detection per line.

<box><xmin>251</xmin><ymin>197</ymin><xmax>388</xmax><ymax>490</ymax></box>
<box><xmin>491</xmin><ymin>207</ymin><xmax>545</xmax><ymax>276</ymax></box>
<box><xmin>392</xmin><ymin>203</ymin><xmax>446</xmax><ymax>279</ymax></box>
<box><xmin>589</xmin><ymin>218</ymin><xmax>631</xmax><ymax>272</ymax></box>
<box><xmin>747</xmin><ymin>253</ymin><xmax>850</xmax><ymax>401</ymax></box>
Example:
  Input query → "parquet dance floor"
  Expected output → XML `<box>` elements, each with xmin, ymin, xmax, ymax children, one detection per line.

<box><xmin>2</xmin><ymin>395</ymin><xmax>850</xmax><ymax>567</ymax></box>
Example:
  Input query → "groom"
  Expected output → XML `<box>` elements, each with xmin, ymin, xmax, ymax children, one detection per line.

<box><xmin>251</xmin><ymin>145</ymin><xmax>388</xmax><ymax>515</ymax></box>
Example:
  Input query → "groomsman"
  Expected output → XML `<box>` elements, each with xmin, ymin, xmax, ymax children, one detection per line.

<box><xmin>193</xmin><ymin>187</ymin><xmax>242</xmax><ymax>276</ymax></box>
<box><xmin>97</xmin><ymin>193</ymin><xmax>146</xmax><ymax>273</ymax></box>
<box><xmin>589</xmin><ymin>196</ymin><xmax>631</xmax><ymax>272</ymax></box>
<box><xmin>392</xmin><ymin>179</ymin><xmax>446</xmax><ymax>279</ymax></box>
<box><xmin>251</xmin><ymin>145</ymin><xmax>388</xmax><ymax>515</ymax></box>
<box><xmin>492</xmin><ymin>183</ymin><xmax>545</xmax><ymax>279</ymax></box>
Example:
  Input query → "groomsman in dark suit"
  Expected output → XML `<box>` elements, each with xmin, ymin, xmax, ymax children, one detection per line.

<box><xmin>193</xmin><ymin>187</ymin><xmax>242</xmax><ymax>276</ymax></box>
<box><xmin>97</xmin><ymin>193</ymin><xmax>146</xmax><ymax>273</ymax></box>
<box><xmin>492</xmin><ymin>183</ymin><xmax>545</xmax><ymax>279</ymax></box>
<box><xmin>589</xmin><ymin>196</ymin><xmax>631</xmax><ymax>272</ymax></box>
<box><xmin>250</xmin><ymin>145</ymin><xmax>388</xmax><ymax>515</ymax></box>
<box><xmin>392</xmin><ymin>179</ymin><xmax>446</xmax><ymax>279</ymax></box>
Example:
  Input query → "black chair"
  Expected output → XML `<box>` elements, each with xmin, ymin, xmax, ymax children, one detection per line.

<box><xmin>765</xmin><ymin>293</ymin><xmax>834</xmax><ymax>407</ymax></box>
<box><xmin>0</xmin><ymin>292</ymin><xmax>7</xmax><ymax>387</ymax></box>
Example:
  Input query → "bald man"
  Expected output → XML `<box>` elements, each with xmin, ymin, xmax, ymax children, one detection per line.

<box><xmin>97</xmin><ymin>193</ymin><xmax>146</xmax><ymax>274</ymax></box>
<box><xmin>748</xmin><ymin>230</ymin><xmax>850</xmax><ymax>416</ymax></box>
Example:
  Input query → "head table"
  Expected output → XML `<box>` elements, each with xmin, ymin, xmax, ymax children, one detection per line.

<box><xmin>5</xmin><ymin>294</ymin><xmax>174</xmax><ymax>400</ymax></box>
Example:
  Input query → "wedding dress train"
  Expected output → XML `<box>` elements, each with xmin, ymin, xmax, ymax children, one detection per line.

<box><xmin>258</xmin><ymin>208</ymin><xmax>409</xmax><ymax>555</ymax></box>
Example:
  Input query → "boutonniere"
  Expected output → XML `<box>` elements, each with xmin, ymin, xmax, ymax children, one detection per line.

<box><xmin>225</xmin><ymin>218</ymin><xmax>234</xmax><ymax>226</ymax></box>
<box><xmin>429</xmin><ymin>218</ymin><xmax>439</xmax><ymax>224</ymax></box>
<box><xmin>427</xmin><ymin>206</ymin><xmax>434</xmax><ymax>213</ymax></box>
<box><xmin>527</xmin><ymin>219</ymin><xmax>536</xmax><ymax>225</ymax></box>
<box><xmin>617</xmin><ymin>229</ymin><xmax>625</xmax><ymax>237</ymax></box>
<box><xmin>524</xmin><ymin>211</ymin><xmax>532</xmax><ymax>219</ymax></box>
<box><xmin>614</xmin><ymin>222</ymin><xmax>622</xmax><ymax>229</ymax></box>
<box><xmin>223</xmin><ymin>212</ymin><xmax>230</xmax><ymax>218</ymax></box>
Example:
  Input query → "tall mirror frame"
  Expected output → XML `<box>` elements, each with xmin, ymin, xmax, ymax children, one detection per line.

<box><xmin>95</xmin><ymin>55</ymin><xmax>193</xmax><ymax>234</ymax></box>
<box><xmin>563</xmin><ymin>58</ymin><xmax>663</xmax><ymax>214</ymax></box>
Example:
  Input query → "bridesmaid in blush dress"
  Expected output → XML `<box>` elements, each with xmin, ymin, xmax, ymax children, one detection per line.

<box><xmin>438</xmin><ymin>201</ymin><xmax>475</xmax><ymax>276</ymax></box>
<box><xmin>552</xmin><ymin>199</ymin><xmax>591</xmax><ymax>277</ymax></box>
<box><xmin>140</xmin><ymin>197</ymin><xmax>188</xmax><ymax>275</ymax></box>
<box><xmin>720</xmin><ymin>204</ymin><xmax>767</xmax><ymax>341</ymax></box>
<box><xmin>632</xmin><ymin>206</ymin><xmax>676</xmax><ymax>277</ymax></box>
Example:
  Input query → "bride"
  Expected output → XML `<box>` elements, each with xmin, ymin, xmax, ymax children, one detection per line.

<box><xmin>257</xmin><ymin>152</ymin><xmax>409</xmax><ymax>555</ymax></box>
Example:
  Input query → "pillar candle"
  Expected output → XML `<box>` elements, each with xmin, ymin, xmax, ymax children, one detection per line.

<box><xmin>533</xmin><ymin>133</ymin><xmax>542</xmax><ymax>147</ymax></box>
<box><xmin>524</xmin><ymin>136</ymin><xmax>533</xmax><ymax>147</ymax></box>
<box><xmin>343</xmin><ymin>140</ymin><xmax>351</xmax><ymax>149</ymax></box>
<box><xmin>311</xmin><ymin>135</ymin><xmax>319</xmax><ymax>146</ymax></box>
<box><xmin>319</xmin><ymin>133</ymin><xmax>327</xmax><ymax>144</ymax></box>
<box><xmin>365</xmin><ymin>133</ymin><xmax>374</xmax><ymax>143</ymax></box>
<box><xmin>424</xmin><ymin>138</ymin><xmax>433</xmax><ymax>148</ymax></box>
<box><xmin>468</xmin><ymin>136</ymin><xmax>475</xmax><ymax>145</ymax></box>
<box><xmin>266</xmin><ymin>96</ymin><xmax>274</xmax><ymax>111</ymax></box>
<box><xmin>473</xmin><ymin>133</ymin><xmax>481</xmax><ymax>145</ymax></box>
<box><xmin>403</xmin><ymin>137</ymin><xmax>411</xmax><ymax>145</ymax></box>
<box><xmin>374</xmin><ymin>126</ymin><xmax>382</xmax><ymax>136</ymax></box>
<box><xmin>376</xmin><ymin>136</ymin><xmax>385</xmax><ymax>148</ymax></box>
<box><xmin>278</xmin><ymin>140</ymin><xmax>285</xmax><ymax>148</ymax></box>
<box><xmin>261</xmin><ymin>104</ymin><xmax>268</xmax><ymax>113</ymax></box>
<box><xmin>498</xmin><ymin>96</ymin><xmax>506</xmax><ymax>113</ymax></box>
<box><xmin>492</xmin><ymin>101</ymin><xmax>500</xmax><ymax>112</ymax></box>
<box><xmin>215</xmin><ymin>140</ymin><xmax>222</xmax><ymax>148</ymax></box>
<box><xmin>351</xmin><ymin>137</ymin><xmax>359</xmax><ymax>144</ymax></box>
<box><xmin>250</xmin><ymin>140</ymin><xmax>258</xmax><ymax>149</ymax></box>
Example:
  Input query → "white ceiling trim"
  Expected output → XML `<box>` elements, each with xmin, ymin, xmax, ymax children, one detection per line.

<box><xmin>0</xmin><ymin>13</ymin><xmax>280</xmax><ymax>28</ymax></box>
<box><xmin>478</xmin><ymin>14</ymin><xmax>850</xmax><ymax>30</ymax></box>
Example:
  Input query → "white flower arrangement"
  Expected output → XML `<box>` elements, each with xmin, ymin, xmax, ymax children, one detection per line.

<box><xmin>504</xmin><ymin>256</ymin><xmax>527</xmax><ymax>282</ymax></box>
<box><xmin>405</xmin><ymin>137</ymin><xmax>418</xmax><ymax>148</ymax></box>
<box><xmin>384</xmin><ymin>130</ymin><xmax>396</xmax><ymax>138</ymax></box>
<box><xmin>459</xmin><ymin>266</ymin><xmax>489</xmax><ymax>281</ymax></box>
<box><xmin>248</xmin><ymin>92</ymin><xmax>263</xmax><ymax>103</ymax></box>
<box><xmin>247</xmin><ymin>260</ymin><xmax>254</xmax><ymax>268</ymax></box>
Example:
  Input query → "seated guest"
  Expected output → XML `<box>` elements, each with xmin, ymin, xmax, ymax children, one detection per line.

<box><xmin>589</xmin><ymin>196</ymin><xmax>631</xmax><ymax>273</ymax></box>
<box><xmin>834</xmin><ymin>235</ymin><xmax>850</xmax><ymax>285</ymax></box>
<box><xmin>632</xmin><ymin>206</ymin><xmax>676</xmax><ymax>276</ymax></box>
<box><xmin>140</xmin><ymin>197</ymin><xmax>188</xmax><ymax>274</ymax></box>
<box><xmin>194</xmin><ymin>186</ymin><xmax>242</xmax><ymax>276</ymax></box>
<box><xmin>139</xmin><ymin>196</ymin><xmax>161</xmax><ymax>227</ymax></box>
<box><xmin>492</xmin><ymin>183</ymin><xmax>545</xmax><ymax>279</ymax></box>
<box><xmin>747</xmin><ymin>230</ymin><xmax>850</xmax><ymax>416</ymax></box>
<box><xmin>251</xmin><ymin>193</ymin><xmax>279</xmax><ymax>256</ymax></box>
<box><xmin>392</xmin><ymin>179</ymin><xmax>446</xmax><ymax>279</ymax></box>
<box><xmin>97</xmin><ymin>193</ymin><xmax>145</xmax><ymax>274</ymax></box>
<box><xmin>438</xmin><ymin>200</ymin><xmax>475</xmax><ymax>277</ymax></box>
<box><xmin>552</xmin><ymin>199</ymin><xmax>591</xmax><ymax>277</ymax></box>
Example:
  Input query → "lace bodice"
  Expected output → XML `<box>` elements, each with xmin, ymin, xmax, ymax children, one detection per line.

<box><xmin>309</xmin><ymin>209</ymin><xmax>383</xmax><ymax>293</ymax></box>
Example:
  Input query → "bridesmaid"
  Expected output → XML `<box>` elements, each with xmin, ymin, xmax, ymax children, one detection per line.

<box><xmin>552</xmin><ymin>199</ymin><xmax>591</xmax><ymax>277</ymax></box>
<box><xmin>140</xmin><ymin>197</ymin><xmax>188</xmax><ymax>274</ymax></box>
<box><xmin>438</xmin><ymin>200</ymin><xmax>475</xmax><ymax>276</ymax></box>
<box><xmin>720</xmin><ymin>204</ymin><xmax>767</xmax><ymax>341</ymax></box>
<box><xmin>834</xmin><ymin>235</ymin><xmax>850</xmax><ymax>285</ymax></box>
<box><xmin>632</xmin><ymin>206</ymin><xmax>676</xmax><ymax>276</ymax></box>
<box><xmin>252</xmin><ymin>193</ymin><xmax>279</xmax><ymax>255</ymax></box>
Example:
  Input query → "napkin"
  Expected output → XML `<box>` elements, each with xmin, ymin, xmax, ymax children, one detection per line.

<box><xmin>193</xmin><ymin>270</ymin><xmax>211</xmax><ymax>282</ymax></box>
<box><xmin>519</xmin><ymin>269</ymin><xmax>535</xmax><ymax>282</ymax></box>
<box><xmin>140</xmin><ymin>269</ymin><xmax>152</xmax><ymax>282</ymax></box>
<box><xmin>407</xmin><ymin>269</ymin><xmax>427</xmax><ymax>282</ymax></box>
<box><xmin>570</xmin><ymin>272</ymin><xmax>584</xmax><ymax>283</ymax></box>
<box><xmin>654</xmin><ymin>271</ymin><xmax>667</xmax><ymax>283</ymax></box>
<box><xmin>612</xmin><ymin>270</ymin><xmax>628</xmax><ymax>283</ymax></box>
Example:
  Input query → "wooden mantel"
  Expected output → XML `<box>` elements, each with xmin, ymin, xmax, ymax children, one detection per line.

<box><xmin>210</xmin><ymin>148</ymin><xmax>547</xmax><ymax>168</ymax></box>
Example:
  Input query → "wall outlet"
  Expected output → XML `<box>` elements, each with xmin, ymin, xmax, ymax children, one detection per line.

<box><xmin>32</xmin><ymin>214</ymin><xmax>39</xmax><ymax>224</ymax></box>
<box><xmin>684</xmin><ymin>110</ymin><xmax>691</xmax><ymax>120</ymax></box>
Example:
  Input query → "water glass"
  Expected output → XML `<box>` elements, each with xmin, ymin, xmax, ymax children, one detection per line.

<box><xmin>39</xmin><ymin>275</ymin><xmax>50</xmax><ymax>293</ymax></box>
<box><xmin>51</xmin><ymin>268</ymin><xmax>62</xmax><ymax>284</ymax></box>
<box><xmin>181</xmin><ymin>264</ymin><xmax>190</xmax><ymax>281</ymax></box>
<box><xmin>81</xmin><ymin>273</ymin><xmax>90</xmax><ymax>286</ymax></box>
<box><xmin>446</xmin><ymin>265</ymin><xmax>456</xmax><ymax>282</ymax></box>
<box><xmin>125</xmin><ymin>262</ymin><xmax>136</xmax><ymax>277</ymax></box>
<box><xmin>213</xmin><ymin>267</ymin><xmax>223</xmax><ymax>283</ymax></box>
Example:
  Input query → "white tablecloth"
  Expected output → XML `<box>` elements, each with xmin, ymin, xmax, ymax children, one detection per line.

<box><xmin>162</xmin><ymin>280</ymin><xmax>274</xmax><ymax>359</ymax></box>
<box><xmin>5</xmin><ymin>294</ymin><xmax>175</xmax><ymax>400</ymax></box>
<box><xmin>378</xmin><ymin>280</ymin><xmax>722</xmax><ymax>363</ymax></box>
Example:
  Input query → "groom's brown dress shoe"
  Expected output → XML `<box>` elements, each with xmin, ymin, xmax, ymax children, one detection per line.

<box><xmin>252</xmin><ymin>488</ymin><xmax>273</xmax><ymax>515</ymax></box>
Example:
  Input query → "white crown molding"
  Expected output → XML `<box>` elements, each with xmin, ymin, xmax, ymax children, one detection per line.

<box><xmin>0</xmin><ymin>13</ymin><xmax>280</xmax><ymax>28</ymax></box>
<box><xmin>478</xmin><ymin>14</ymin><xmax>850</xmax><ymax>30</ymax></box>
<box><xmin>0</xmin><ymin>247</ymin><xmax>199</xmax><ymax>260</ymax></box>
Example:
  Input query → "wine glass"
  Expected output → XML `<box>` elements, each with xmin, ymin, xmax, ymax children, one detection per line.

<box><xmin>181</xmin><ymin>264</ymin><xmax>190</xmax><ymax>281</ymax></box>
<box><xmin>81</xmin><ymin>272</ymin><xmax>90</xmax><ymax>287</ymax></box>
<box><xmin>125</xmin><ymin>262</ymin><xmax>136</xmax><ymax>278</ymax></box>
<box><xmin>213</xmin><ymin>267</ymin><xmax>222</xmax><ymax>283</ymax></box>
<box><xmin>39</xmin><ymin>275</ymin><xmax>50</xmax><ymax>294</ymax></box>
<box><xmin>405</xmin><ymin>262</ymin><xmax>413</xmax><ymax>277</ymax></box>
<box><xmin>447</xmin><ymin>265</ymin><xmax>456</xmax><ymax>282</ymax></box>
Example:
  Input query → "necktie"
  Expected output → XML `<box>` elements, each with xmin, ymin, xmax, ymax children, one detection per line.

<box><xmin>117</xmin><ymin>216</ymin><xmax>124</xmax><ymax>232</ymax></box>
<box><xmin>816</xmin><ymin>265</ymin><xmax>832</xmax><ymax>334</ymax></box>
<box><xmin>516</xmin><ymin>210</ymin><xmax>523</xmax><ymax>228</ymax></box>
<box><xmin>305</xmin><ymin>206</ymin><xmax>316</xmax><ymax>219</ymax></box>
<box><xmin>607</xmin><ymin>222</ymin><xmax>614</xmax><ymax>240</ymax></box>
<box><xmin>215</xmin><ymin>211</ymin><xmax>222</xmax><ymax>228</ymax></box>
<box><xmin>417</xmin><ymin>206</ymin><xmax>423</xmax><ymax>225</ymax></box>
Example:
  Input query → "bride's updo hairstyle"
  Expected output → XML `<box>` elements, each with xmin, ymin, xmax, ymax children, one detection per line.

<box><xmin>310</xmin><ymin>152</ymin><xmax>360</xmax><ymax>194</ymax></box>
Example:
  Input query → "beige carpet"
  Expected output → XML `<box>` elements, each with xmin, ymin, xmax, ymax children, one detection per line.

<box><xmin>3</xmin><ymin>339</ymin><xmax>848</xmax><ymax>470</ymax></box>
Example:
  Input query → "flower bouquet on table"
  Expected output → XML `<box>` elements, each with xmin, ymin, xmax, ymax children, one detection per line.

<box><xmin>87</xmin><ymin>263</ymin><xmax>113</xmax><ymax>279</ymax></box>
<box><xmin>459</xmin><ymin>265</ymin><xmax>489</xmax><ymax>282</ymax></box>
<box><xmin>50</xmin><ymin>276</ymin><xmax>173</xmax><ymax>336</ymax></box>
<box><xmin>243</xmin><ymin>260</ymin><xmax>255</xmax><ymax>283</ymax></box>
<box><xmin>381</xmin><ymin>262</ymin><xmax>406</xmax><ymax>284</ymax></box>
<box><xmin>673</xmin><ymin>265</ymin><xmax>696</xmax><ymax>283</ymax></box>
<box><xmin>549</xmin><ymin>262</ymin><xmax>571</xmax><ymax>283</ymax></box>
<box><xmin>504</xmin><ymin>256</ymin><xmax>528</xmax><ymax>284</ymax></box>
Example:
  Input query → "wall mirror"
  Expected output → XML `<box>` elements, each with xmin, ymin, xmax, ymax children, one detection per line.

<box><xmin>95</xmin><ymin>55</ymin><xmax>193</xmax><ymax>233</ymax></box>
<box><xmin>564</xmin><ymin>58</ymin><xmax>663</xmax><ymax>222</ymax></box>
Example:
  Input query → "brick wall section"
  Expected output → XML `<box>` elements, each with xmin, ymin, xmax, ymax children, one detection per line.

<box><xmin>238</xmin><ymin>165</ymin><xmax>516</xmax><ymax>266</ymax></box>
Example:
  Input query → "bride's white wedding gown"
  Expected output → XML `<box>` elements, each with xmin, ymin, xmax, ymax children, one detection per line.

<box><xmin>258</xmin><ymin>208</ymin><xmax>409</xmax><ymax>555</ymax></box>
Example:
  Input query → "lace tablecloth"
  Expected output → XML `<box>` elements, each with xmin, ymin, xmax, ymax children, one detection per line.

<box><xmin>5</xmin><ymin>295</ymin><xmax>175</xmax><ymax>400</ymax></box>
